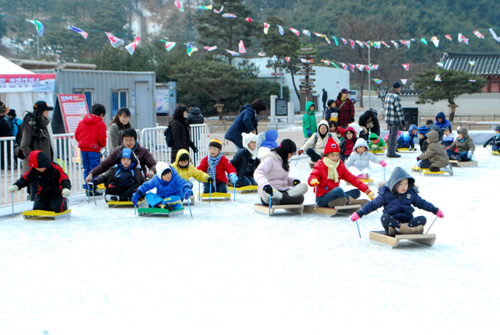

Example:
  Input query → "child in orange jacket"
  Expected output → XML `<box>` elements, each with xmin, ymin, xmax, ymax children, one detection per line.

<box><xmin>308</xmin><ymin>137</ymin><xmax>375</xmax><ymax>208</ymax></box>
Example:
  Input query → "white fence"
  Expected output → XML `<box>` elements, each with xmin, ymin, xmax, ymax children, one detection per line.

<box><xmin>0</xmin><ymin>124</ymin><xmax>210</xmax><ymax>207</ymax></box>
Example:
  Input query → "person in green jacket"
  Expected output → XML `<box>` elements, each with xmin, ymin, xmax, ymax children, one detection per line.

<box><xmin>302</xmin><ymin>101</ymin><xmax>317</xmax><ymax>139</ymax></box>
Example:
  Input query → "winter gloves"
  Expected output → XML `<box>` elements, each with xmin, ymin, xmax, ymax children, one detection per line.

<box><xmin>350</xmin><ymin>212</ymin><xmax>360</xmax><ymax>222</ymax></box>
<box><xmin>132</xmin><ymin>190</ymin><xmax>144</xmax><ymax>206</ymax></box>
<box><xmin>229</xmin><ymin>173</ymin><xmax>238</xmax><ymax>185</ymax></box>
<box><xmin>293</xmin><ymin>179</ymin><xmax>301</xmax><ymax>186</ymax></box>
<box><xmin>183</xmin><ymin>187</ymin><xmax>193</xmax><ymax>199</ymax></box>
<box><xmin>62</xmin><ymin>188</ymin><xmax>71</xmax><ymax>198</ymax></box>
<box><xmin>298</xmin><ymin>150</ymin><xmax>304</xmax><ymax>155</ymax></box>
<box><xmin>309</xmin><ymin>179</ymin><xmax>319</xmax><ymax>186</ymax></box>
<box><xmin>380</xmin><ymin>160</ymin><xmax>387</xmax><ymax>168</ymax></box>
<box><xmin>263</xmin><ymin>185</ymin><xmax>273</xmax><ymax>196</ymax></box>
<box><xmin>436</xmin><ymin>209</ymin><xmax>444</xmax><ymax>218</ymax></box>
<box><xmin>207</xmin><ymin>177</ymin><xmax>214</xmax><ymax>184</ymax></box>
<box><xmin>306</xmin><ymin>128</ymin><xmax>312</xmax><ymax>137</ymax></box>
<box><xmin>467</xmin><ymin>150</ymin><xmax>473</xmax><ymax>159</ymax></box>
<box><xmin>8</xmin><ymin>185</ymin><xmax>19</xmax><ymax>193</ymax></box>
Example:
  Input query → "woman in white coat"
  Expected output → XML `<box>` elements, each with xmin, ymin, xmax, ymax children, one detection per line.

<box><xmin>298</xmin><ymin>120</ymin><xmax>340</xmax><ymax>166</ymax></box>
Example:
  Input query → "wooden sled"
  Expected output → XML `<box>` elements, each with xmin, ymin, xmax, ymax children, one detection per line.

<box><xmin>303</xmin><ymin>204</ymin><xmax>361</xmax><ymax>217</ymax></box>
<box><xmin>449</xmin><ymin>160</ymin><xmax>478</xmax><ymax>167</ymax></box>
<box><xmin>23</xmin><ymin>209</ymin><xmax>72</xmax><ymax>220</ymax></box>
<box><xmin>254</xmin><ymin>203</ymin><xmax>304</xmax><ymax>215</ymax></box>
<box><xmin>369</xmin><ymin>230</ymin><xmax>436</xmax><ymax>247</ymax></box>
<box><xmin>199</xmin><ymin>192</ymin><xmax>231</xmax><ymax>201</ymax></box>
<box><xmin>137</xmin><ymin>207</ymin><xmax>184</xmax><ymax>216</ymax></box>
<box><xmin>233</xmin><ymin>185</ymin><xmax>258</xmax><ymax>193</ymax></box>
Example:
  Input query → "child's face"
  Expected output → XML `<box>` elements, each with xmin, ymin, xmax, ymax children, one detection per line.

<box><xmin>248</xmin><ymin>141</ymin><xmax>257</xmax><ymax>151</ymax></box>
<box><xmin>370</xmin><ymin>139</ymin><xmax>377</xmax><ymax>144</ymax></box>
<box><xmin>35</xmin><ymin>167</ymin><xmax>47</xmax><ymax>173</ymax></box>
<box><xmin>330</xmin><ymin>125</ymin><xmax>337</xmax><ymax>133</ymax></box>
<box><xmin>411</xmin><ymin>129</ymin><xmax>417</xmax><ymax>135</ymax></box>
<box><xmin>437</xmin><ymin>117</ymin><xmax>443</xmax><ymax>123</ymax></box>
<box><xmin>287</xmin><ymin>152</ymin><xmax>293</xmax><ymax>160</ymax></box>
<box><xmin>209</xmin><ymin>147</ymin><xmax>220</xmax><ymax>157</ymax></box>
<box><xmin>319</xmin><ymin>125</ymin><xmax>328</xmax><ymax>135</ymax></box>
<box><xmin>444</xmin><ymin>129</ymin><xmax>450</xmax><ymax>136</ymax></box>
<box><xmin>309</xmin><ymin>105</ymin><xmax>315</xmax><ymax>112</ymax></box>
<box><xmin>162</xmin><ymin>171</ymin><xmax>172</xmax><ymax>182</ymax></box>
<box><xmin>121</xmin><ymin>157</ymin><xmax>132</xmax><ymax>168</ymax></box>
<box><xmin>179</xmin><ymin>159</ymin><xmax>189</xmax><ymax>168</ymax></box>
<box><xmin>495</xmin><ymin>130</ymin><xmax>499</xmax><ymax>135</ymax></box>
<box><xmin>396</xmin><ymin>179</ymin><xmax>409</xmax><ymax>194</ymax></box>
<box><xmin>356</xmin><ymin>146</ymin><xmax>367</xmax><ymax>154</ymax></box>
<box><xmin>457</xmin><ymin>133</ymin><xmax>464</xmax><ymax>140</ymax></box>
<box><xmin>327</xmin><ymin>152</ymin><xmax>340</xmax><ymax>162</ymax></box>
<box><xmin>346</xmin><ymin>132</ymin><xmax>353</xmax><ymax>140</ymax></box>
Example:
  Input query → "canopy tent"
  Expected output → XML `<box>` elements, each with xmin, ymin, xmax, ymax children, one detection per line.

<box><xmin>0</xmin><ymin>55</ymin><xmax>55</xmax><ymax>114</ymax></box>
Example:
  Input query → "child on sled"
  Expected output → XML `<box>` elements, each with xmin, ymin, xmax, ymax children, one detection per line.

<box><xmin>350</xmin><ymin>167</ymin><xmax>444</xmax><ymax>235</ymax></box>
<box><xmin>345</xmin><ymin>138</ymin><xmax>387</xmax><ymax>179</ymax></box>
<box><xmin>93</xmin><ymin>148</ymin><xmax>144</xmax><ymax>202</ymax></box>
<box><xmin>132</xmin><ymin>162</ymin><xmax>192</xmax><ymax>211</ymax></box>
<box><xmin>308</xmin><ymin>137</ymin><xmax>375</xmax><ymax>208</ymax></box>
<box><xmin>8</xmin><ymin>150</ymin><xmax>71</xmax><ymax>212</ymax></box>
<box><xmin>197</xmin><ymin>139</ymin><xmax>238</xmax><ymax>194</ymax></box>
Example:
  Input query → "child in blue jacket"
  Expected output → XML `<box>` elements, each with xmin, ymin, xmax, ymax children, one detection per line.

<box><xmin>397</xmin><ymin>124</ymin><xmax>418</xmax><ymax>150</ymax></box>
<box><xmin>483</xmin><ymin>125</ymin><xmax>500</xmax><ymax>153</ymax></box>
<box><xmin>132</xmin><ymin>162</ymin><xmax>192</xmax><ymax>210</ymax></box>
<box><xmin>350</xmin><ymin>167</ymin><xmax>444</xmax><ymax>236</ymax></box>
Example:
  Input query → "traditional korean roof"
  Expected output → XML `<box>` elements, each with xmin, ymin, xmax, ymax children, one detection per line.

<box><xmin>441</xmin><ymin>52</ymin><xmax>500</xmax><ymax>76</ymax></box>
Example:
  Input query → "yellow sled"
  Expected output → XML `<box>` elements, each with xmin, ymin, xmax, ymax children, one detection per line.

<box><xmin>234</xmin><ymin>185</ymin><xmax>258</xmax><ymax>192</ymax></box>
<box><xmin>23</xmin><ymin>209</ymin><xmax>72</xmax><ymax>220</ymax></box>
<box><xmin>200</xmin><ymin>192</ymin><xmax>231</xmax><ymax>201</ymax></box>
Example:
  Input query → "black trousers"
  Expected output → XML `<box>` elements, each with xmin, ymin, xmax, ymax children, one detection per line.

<box><xmin>106</xmin><ymin>182</ymin><xmax>138</xmax><ymax>201</ymax></box>
<box><xmin>381</xmin><ymin>213</ymin><xmax>427</xmax><ymax>233</ymax></box>
<box><xmin>34</xmin><ymin>194</ymin><xmax>68</xmax><ymax>213</ymax></box>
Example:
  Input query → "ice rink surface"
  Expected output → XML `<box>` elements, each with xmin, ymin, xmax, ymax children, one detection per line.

<box><xmin>1</xmin><ymin>147</ymin><xmax>499</xmax><ymax>335</ymax></box>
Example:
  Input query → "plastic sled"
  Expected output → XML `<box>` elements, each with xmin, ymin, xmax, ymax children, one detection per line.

<box><xmin>303</xmin><ymin>204</ymin><xmax>361</xmax><ymax>217</ymax></box>
<box><xmin>200</xmin><ymin>192</ymin><xmax>231</xmax><ymax>201</ymax></box>
<box><xmin>397</xmin><ymin>148</ymin><xmax>416</xmax><ymax>153</ymax></box>
<box><xmin>492</xmin><ymin>150</ymin><xmax>500</xmax><ymax>156</ymax></box>
<box><xmin>449</xmin><ymin>160</ymin><xmax>478</xmax><ymax>167</ymax></box>
<box><xmin>137</xmin><ymin>206</ymin><xmax>184</xmax><ymax>216</ymax></box>
<box><xmin>97</xmin><ymin>183</ymin><xmax>106</xmax><ymax>190</ymax></box>
<box><xmin>420</xmin><ymin>165</ymin><xmax>453</xmax><ymax>176</ymax></box>
<box><xmin>107</xmin><ymin>200</ymin><xmax>139</xmax><ymax>207</ymax></box>
<box><xmin>369</xmin><ymin>230</ymin><xmax>436</xmax><ymax>247</ymax></box>
<box><xmin>411</xmin><ymin>166</ymin><xmax>422</xmax><ymax>172</ymax></box>
<box><xmin>234</xmin><ymin>185</ymin><xmax>258</xmax><ymax>193</ymax></box>
<box><xmin>371</xmin><ymin>149</ymin><xmax>384</xmax><ymax>155</ymax></box>
<box><xmin>254</xmin><ymin>203</ymin><xmax>304</xmax><ymax>215</ymax></box>
<box><xmin>23</xmin><ymin>209</ymin><xmax>72</xmax><ymax>220</ymax></box>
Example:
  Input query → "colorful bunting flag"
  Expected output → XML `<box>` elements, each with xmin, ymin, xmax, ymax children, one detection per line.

<box><xmin>350</xmin><ymin>40</ymin><xmax>355</xmax><ymax>49</ymax></box>
<box><xmin>105</xmin><ymin>32</ymin><xmax>124</xmax><ymax>48</ymax></box>
<box><xmin>203</xmin><ymin>45</ymin><xmax>217</xmax><ymax>51</ymax></box>
<box><xmin>400</xmin><ymin>40</ymin><xmax>411</xmax><ymax>48</ymax></box>
<box><xmin>175</xmin><ymin>1</ymin><xmax>184</xmax><ymax>12</ymax></box>
<box><xmin>401</xmin><ymin>79</ymin><xmax>408</xmax><ymax>85</ymax></box>
<box><xmin>324</xmin><ymin>36</ymin><xmax>331</xmax><ymax>45</ymax></box>
<box><xmin>185</xmin><ymin>43</ymin><xmax>198</xmax><ymax>56</ymax></box>
<box><xmin>322</xmin><ymin>60</ymin><xmax>331</xmax><ymax>65</ymax></box>
<box><xmin>340</xmin><ymin>63</ymin><xmax>348</xmax><ymax>70</ymax></box>
<box><xmin>391</xmin><ymin>40</ymin><xmax>399</xmax><ymax>49</ymax></box>
<box><xmin>489</xmin><ymin>28</ymin><xmax>500</xmax><ymax>43</ymax></box>
<box><xmin>258</xmin><ymin>52</ymin><xmax>266</xmax><ymax>56</ymax></box>
<box><xmin>420</xmin><ymin>38</ymin><xmax>427</xmax><ymax>45</ymax></box>
<box><xmin>363</xmin><ymin>42</ymin><xmax>370</xmax><ymax>48</ymax></box>
<box><xmin>402</xmin><ymin>63</ymin><xmax>410</xmax><ymax>71</ymax></box>
<box><xmin>370</xmin><ymin>64</ymin><xmax>379</xmax><ymax>70</ymax></box>
<box><xmin>162</xmin><ymin>41</ymin><xmax>176</xmax><ymax>52</ymax></box>
<box><xmin>355</xmin><ymin>40</ymin><xmax>364</xmax><ymax>48</ymax></box>
<box><xmin>302</xmin><ymin>30</ymin><xmax>311</xmax><ymax>37</ymax></box>
<box><xmin>285</xmin><ymin>57</ymin><xmax>290</xmax><ymax>63</ymax></box>
<box><xmin>245</xmin><ymin>18</ymin><xmax>253</xmax><ymax>23</ymax></box>
<box><xmin>373</xmin><ymin>79</ymin><xmax>382</xmax><ymax>85</ymax></box>
<box><xmin>332</xmin><ymin>36</ymin><xmax>339</xmax><ymax>46</ymax></box>
<box><xmin>356</xmin><ymin>64</ymin><xmax>365</xmax><ymax>71</ymax></box>
<box><xmin>469</xmin><ymin>80</ymin><xmax>476</xmax><ymax>83</ymax></box>
<box><xmin>238</xmin><ymin>40</ymin><xmax>246</xmax><ymax>54</ymax></box>
<box><xmin>213</xmin><ymin>6</ymin><xmax>224</xmax><ymax>14</ymax></box>
<box><xmin>290</xmin><ymin>28</ymin><xmax>300</xmax><ymax>36</ymax></box>
<box><xmin>222</xmin><ymin>13</ymin><xmax>237</xmax><ymax>18</ymax></box>
<box><xmin>341</xmin><ymin>37</ymin><xmax>347</xmax><ymax>45</ymax></box>
<box><xmin>226</xmin><ymin>50</ymin><xmax>240</xmax><ymax>56</ymax></box>
<box><xmin>436</xmin><ymin>62</ymin><xmax>444</xmax><ymax>67</ymax></box>
<box><xmin>263</xmin><ymin>22</ymin><xmax>270</xmax><ymax>34</ymax></box>
<box><xmin>26</xmin><ymin>19</ymin><xmax>44</xmax><ymax>37</ymax></box>
<box><xmin>430</xmin><ymin>36</ymin><xmax>440</xmax><ymax>48</ymax></box>
<box><xmin>197</xmin><ymin>5</ymin><xmax>212</xmax><ymax>10</ymax></box>
<box><xmin>473</xmin><ymin>30</ymin><xmax>484</xmax><ymax>39</ymax></box>
<box><xmin>445</xmin><ymin>34</ymin><xmax>452</xmax><ymax>41</ymax></box>
<box><xmin>435</xmin><ymin>75</ymin><xmax>442</xmax><ymax>82</ymax></box>
<box><xmin>69</xmin><ymin>26</ymin><xmax>88</xmax><ymax>39</ymax></box>
<box><xmin>277</xmin><ymin>25</ymin><xmax>284</xmax><ymax>35</ymax></box>
<box><xmin>349</xmin><ymin>64</ymin><xmax>355</xmax><ymax>72</ymax></box>
<box><xmin>381</xmin><ymin>41</ymin><xmax>390</xmax><ymax>48</ymax></box>
<box><xmin>270</xmin><ymin>55</ymin><xmax>278</xmax><ymax>62</ymax></box>
<box><xmin>125</xmin><ymin>37</ymin><xmax>140</xmax><ymax>55</ymax></box>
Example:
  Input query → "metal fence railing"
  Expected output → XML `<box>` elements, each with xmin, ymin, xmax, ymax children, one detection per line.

<box><xmin>0</xmin><ymin>124</ymin><xmax>210</xmax><ymax>207</ymax></box>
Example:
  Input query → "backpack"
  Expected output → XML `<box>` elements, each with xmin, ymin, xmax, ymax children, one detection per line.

<box><xmin>14</xmin><ymin>113</ymin><xmax>33</xmax><ymax>160</ymax></box>
<box><xmin>164</xmin><ymin>121</ymin><xmax>174</xmax><ymax>147</ymax></box>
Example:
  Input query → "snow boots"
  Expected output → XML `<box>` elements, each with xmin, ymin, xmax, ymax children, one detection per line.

<box><xmin>328</xmin><ymin>197</ymin><xmax>347</xmax><ymax>208</ymax></box>
<box><xmin>346</xmin><ymin>196</ymin><xmax>368</xmax><ymax>207</ymax></box>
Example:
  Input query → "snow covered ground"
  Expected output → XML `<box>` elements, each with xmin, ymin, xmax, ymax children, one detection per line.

<box><xmin>1</xmin><ymin>146</ymin><xmax>499</xmax><ymax>335</ymax></box>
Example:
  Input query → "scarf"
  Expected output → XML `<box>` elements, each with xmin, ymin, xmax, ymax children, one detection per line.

<box><xmin>208</xmin><ymin>153</ymin><xmax>222</xmax><ymax>191</ymax></box>
<box><xmin>323</xmin><ymin>157</ymin><xmax>340</xmax><ymax>183</ymax></box>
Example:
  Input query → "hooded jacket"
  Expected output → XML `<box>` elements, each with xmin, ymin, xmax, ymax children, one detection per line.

<box><xmin>369</xmin><ymin>133</ymin><xmax>386</xmax><ymax>150</ymax></box>
<box><xmin>225</xmin><ymin>104</ymin><xmax>258</xmax><ymax>148</ymax></box>
<box><xmin>186</xmin><ymin>107</ymin><xmax>204</xmax><ymax>125</ymax></box>
<box><xmin>448</xmin><ymin>127</ymin><xmax>475</xmax><ymax>153</ymax></box>
<box><xmin>137</xmin><ymin>162</ymin><xmax>190</xmax><ymax>199</ymax></box>
<box><xmin>340</xmin><ymin>126</ymin><xmax>357</xmax><ymax>156</ymax></box>
<box><xmin>308</xmin><ymin>157</ymin><xmax>369</xmax><ymax>198</ymax></box>
<box><xmin>14</xmin><ymin>151</ymin><xmax>71</xmax><ymax>196</ymax></box>
<box><xmin>75</xmin><ymin>114</ymin><xmax>107</xmax><ymax>152</ymax></box>
<box><xmin>302</xmin><ymin>101</ymin><xmax>317</xmax><ymax>138</ymax></box>
<box><xmin>357</xmin><ymin>167</ymin><xmax>439</xmax><ymax>223</ymax></box>
<box><xmin>397</xmin><ymin>124</ymin><xmax>417</xmax><ymax>149</ymax></box>
<box><xmin>345</xmin><ymin>138</ymin><xmax>382</xmax><ymax>171</ymax></box>
<box><xmin>418</xmin><ymin>130</ymin><xmax>450</xmax><ymax>168</ymax></box>
<box><xmin>254</xmin><ymin>151</ymin><xmax>295</xmax><ymax>196</ymax></box>
<box><xmin>93</xmin><ymin>148</ymin><xmax>144</xmax><ymax>188</ymax></box>
<box><xmin>230</xmin><ymin>133</ymin><xmax>260</xmax><ymax>186</ymax></box>
<box><xmin>434</xmin><ymin>112</ymin><xmax>452</xmax><ymax>130</ymax></box>
<box><xmin>300</xmin><ymin>120</ymin><xmax>340</xmax><ymax>157</ymax></box>
<box><xmin>172</xmin><ymin>149</ymin><xmax>209</xmax><ymax>182</ymax></box>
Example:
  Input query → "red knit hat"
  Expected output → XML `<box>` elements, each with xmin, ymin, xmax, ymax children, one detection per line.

<box><xmin>324</xmin><ymin>137</ymin><xmax>340</xmax><ymax>155</ymax></box>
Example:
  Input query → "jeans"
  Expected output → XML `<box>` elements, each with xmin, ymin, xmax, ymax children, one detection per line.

<box><xmin>82</xmin><ymin>151</ymin><xmax>101</xmax><ymax>189</ymax></box>
<box><xmin>203</xmin><ymin>181</ymin><xmax>228</xmax><ymax>193</ymax></box>
<box><xmin>446</xmin><ymin>150</ymin><xmax>469</xmax><ymax>161</ymax></box>
<box><xmin>387</xmin><ymin>123</ymin><xmax>400</xmax><ymax>155</ymax></box>
<box><xmin>316</xmin><ymin>187</ymin><xmax>361</xmax><ymax>207</ymax></box>
<box><xmin>238</xmin><ymin>176</ymin><xmax>257</xmax><ymax>187</ymax></box>
<box><xmin>306</xmin><ymin>148</ymin><xmax>322</xmax><ymax>162</ymax></box>
<box><xmin>145</xmin><ymin>193</ymin><xmax>182</xmax><ymax>209</ymax></box>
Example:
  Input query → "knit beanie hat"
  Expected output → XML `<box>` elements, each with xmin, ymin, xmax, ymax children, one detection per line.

<box><xmin>417</xmin><ymin>125</ymin><xmax>429</xmax><ymax>134</ymax></box>
<box><xmin>324</xmin><ymin>137</ymin><xmax>341</xmax><ymax>155</ymax></box>
<box><xmin>209</xmin><ymin>138</ymin><xmax>223</xmax><ymax>151</ymax></box>
<box><xmin>28</xmin><ymin>150</ymin><xmax>52</xmax><ymax>168</ymax></box>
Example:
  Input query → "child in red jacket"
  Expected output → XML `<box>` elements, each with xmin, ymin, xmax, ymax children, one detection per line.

<box><xmin>308</xmin><ymin>137</ymin><xmax>375</xmax><ymax>208</ymax></box>
<box><xmin>75</xmin><ymin>104</ymin><xmax>107</xmax><ymax>195</ymax></box>
<box><xmin>197</xmin><ymin>139</ymin><xmax>238</xmax><ymax>194</ymax></box>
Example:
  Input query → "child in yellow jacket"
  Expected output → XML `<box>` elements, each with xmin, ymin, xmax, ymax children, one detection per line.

<box><xmin>171</xmin><ymin>149</ymin><xmax>212</xmax><ymax>187</ymax></box>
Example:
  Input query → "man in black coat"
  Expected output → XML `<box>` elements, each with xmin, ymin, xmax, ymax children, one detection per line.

<box><xmin>358</xmin><ymin>109</ymin><xmax>380</xmax><ymax>140</ymax></box>
<box><xmin>321</xmin><ymin>89</ymin><xmax>328</xmax><ymax>111</ymax></box>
